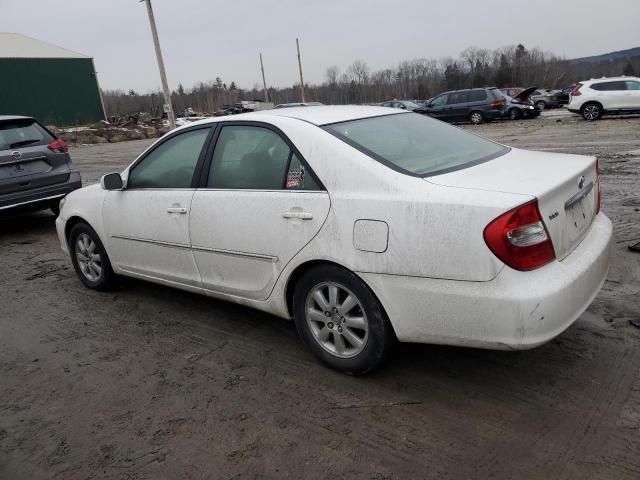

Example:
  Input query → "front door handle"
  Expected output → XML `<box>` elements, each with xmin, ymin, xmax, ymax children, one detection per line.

<box><xmin>283</xmin><ymin>211</ymin><xmax>313</xmax><ymax>220</ymax></box>
<box><xmin>167</xmin><ymin>206</ymin><xmax>188</xmax><ymax>214</ymax></box>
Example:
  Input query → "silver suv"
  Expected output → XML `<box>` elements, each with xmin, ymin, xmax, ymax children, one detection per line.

<box><xmin>0</xmin><ymin>115</ymin><xmax>81</xmax><ymax>215</ymax></box>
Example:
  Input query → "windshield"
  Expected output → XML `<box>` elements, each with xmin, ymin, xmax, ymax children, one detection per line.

<box><xmin>402</xmin><ymin>101</ymin><xmax>420</xmax><ymax>109</ymax></box>
<box><xmin>323</xmin><ymin>112</ymin><xmax>508</xmax><ymax>177</ymax></box>
<box><xmin>0</xmin><ymin>119</ymin><xmax>51</xmax><ymax>151</ymax></box>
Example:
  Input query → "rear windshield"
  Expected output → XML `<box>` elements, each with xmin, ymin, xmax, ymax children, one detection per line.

<box><xmin>0</xmin><ymin>119</ymin><xmax>53</xmax><ymax>151</ymax></box>
<box><xmin>323</xmin><ymin>112</ymin><xmax>508</xmax><ymax>177</ymax></box>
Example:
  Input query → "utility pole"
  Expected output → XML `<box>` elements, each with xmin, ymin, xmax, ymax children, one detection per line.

<box><xmin>259</xmin><ymin>53</ymin><xmax>269</xmax><ymax>103</ymax></box>
<box><xmin>296</xmin><ymin>38</ymin><xmax>306</xmax><ymax>102</ymax></box>
<box><xmin>142</xmin><ymin>0</ymin><xmax>175</xmax><ymax>129</ymax></box>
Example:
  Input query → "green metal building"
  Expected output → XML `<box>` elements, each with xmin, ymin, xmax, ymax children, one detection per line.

<box><xmin>0</xmin><ymin>33</ymin><xmax>105</xmax><ymax>126</ymax></box>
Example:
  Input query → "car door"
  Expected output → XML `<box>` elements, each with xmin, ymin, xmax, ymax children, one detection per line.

<box><xmin>103</xmin><ymin>126</ymin><xmax>213</xmax><ymax>286</ymax></box>
<box><xmin>624</xmin><ymin>80</ymin><xmax>640</xmax><ymax>108</ymax></box>
<box><xmin>426</xmin><ymin>94</ymin><xmax>449</xmax><ymax>120</ymax></box>
<box><xmin>597</xmin><ymin>81</ymin><xmax>627</xmax><ymax>109</ymax></box>
<box><xmin>189</xmin><ymin>122</ymin><xmax>330</xmax><ymax>300</ymax></box>
<box><xmin>446</xmin><ymin>90</ymin><xmax>470</xmax><ymax>121</ymax></box>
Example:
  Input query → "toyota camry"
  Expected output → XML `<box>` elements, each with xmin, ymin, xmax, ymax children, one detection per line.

<box><xmin>56</xmin><ymin>106</ymin><xmax>612</xmax><ymax>374</ymax></box>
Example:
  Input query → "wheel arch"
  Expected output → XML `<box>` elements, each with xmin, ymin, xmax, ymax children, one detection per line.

<box><xmin>284</xmin><ymin>259</ymin><xmax>393</xmax><ymax>335</ymax></box>
<box><xmin>64</xmin><ymin>215</ymin><xmax>90</xmax><ymax>246</ymax></box>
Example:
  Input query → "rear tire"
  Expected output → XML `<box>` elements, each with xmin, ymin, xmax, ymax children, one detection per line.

<box><xmin>69</xmin><ymin>223</ymin><xmax>116</xmax><ymax>291</ymax></box>
<box><xmin>509</xmin><ymin>108</ymin><xmax>521</xmax><ymax>120</ymax></box>
<box><xmin>469</xmin><ymin>111</ymin><xmax>484</xmax><ymax>125</ymax></box>
<box><xmin>581</xmin><ymin>102</ymin><xmax>602</xmax><ymax>121</ymax></box>
<box><xmin>292</xmin><ymin>265</ymin><xmax>395</xmax><ymax>375</ymax></box>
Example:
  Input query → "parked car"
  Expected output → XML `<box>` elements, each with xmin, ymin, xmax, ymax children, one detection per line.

<box><xmin>274</xmin><ymin>102</ymin><xmax>324</xmax><ymax>108</ymax></box>
<box><xmin>1</xmin><ymin>115</ymin><xmax>81</xmax><ymax>216</ymax></box>
<box><xmin>417</xmin><ymin>87</ymin><xmax>507</xmax><ymax>124</ymax></box>
<box><xmin>380</xmin><ymin>100</ymin><xmax>422</xmax><ymax>111</ymax></box>
<box><xmin>504</xmin><ymin>87</ymin><xmax>541</xmax><ymax>120</ymax></box>
<box><xmin>568</xmin><ymin>76</ymin><xmax>640</xmax><ymax>120</ymax></box>
<box><xmin>56</xmin><ymin>106</ymin><xmax>611</xmax><ymax>374</ymax></box>
<box><xmin>554</xmin><ymin>84</ymin><xmax>576</xmax><ymax>106</ymax></box>
<box><xmin>530</xmin><ymin>89</ymin><xmax>560</xmax><ymax>110</ymax></box>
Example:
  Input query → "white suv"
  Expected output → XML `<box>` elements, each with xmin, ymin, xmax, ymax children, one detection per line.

<box><xmin>568</xmin><ymin>76</ymin><xmax>640</xmax><ymax>120</ymax></box>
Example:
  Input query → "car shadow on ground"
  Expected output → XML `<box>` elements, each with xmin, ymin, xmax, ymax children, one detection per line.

<box><xmin>0</xmin><ymin>209</ymin><xmax>57</xmax><ymax>238</ymax></box>
<box><xmin>112</xmin><ymin>273</ymin><xmax>599</xmax><ymax>400</ymax></box>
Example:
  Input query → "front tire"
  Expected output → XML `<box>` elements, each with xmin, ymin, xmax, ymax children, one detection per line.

<box><xmin>535</xmin><ymin>101</ymin><xmax>546</xmax><ymax>111</ymax></box>
<box><xmin>469</xmin><ymin>111</ymin><xmax>484</xmax><ymax>125</ymax></box>
<box><xmin>581</xmin><ymin>102</ymin><xmax>602</xmax><ymax>121</ymax></box>
<box><xmin>69</xmin><ymin>223</ymin><xmax>116</xmax><ymax>290</ymax></box>
<box><xmin>292</xmin><ymin>265</ymin><xmax>395</xmax><ymax>375</ymax></box>
<box><xmin>509</xmin><ymin>108</ymin><xmax>521</xmax><ymax>120</ymax></box>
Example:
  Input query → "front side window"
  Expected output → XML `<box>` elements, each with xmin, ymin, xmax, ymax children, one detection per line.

<box><xmin>208</xmin><ymin>125</ymin><xmax>320</xmax><ymax>190</ymax></box>
<box><xmin>324</xmin><ymin>112</ymin><xmax>508</xmax><ymax>177</ymax></box>
<box><xmin>127</xmin><ymin>128</ymin><xmax>210</xmax><ymax>189</ymax></box>
<box><xmin>430</xmin><ymin>94</ymin><xmax>448</xmax><ymax>107</ymax></box>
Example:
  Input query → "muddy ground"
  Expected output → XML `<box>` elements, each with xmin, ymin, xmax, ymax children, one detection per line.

<box><xmin>1</xmin><ymin>110</ymin><xmax>639</xmax><ymax>479</ymax></box>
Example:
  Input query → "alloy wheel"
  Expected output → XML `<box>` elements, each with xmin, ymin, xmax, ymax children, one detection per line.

<box><xmin>305</xmin><ymin>282</ymin><xmax>369</xmax><ymax>358</ymax></box>
<box><xmin>470</xmin><ymin>112</ymin><xmax>483</xmax><ymax>124</ymax></box>
<box><xmin>74</xmin><ymin>233</ymin><xmax>103</xmax><ymax>282</ymax></box>
<box><xmin>583</xmin><ymin>105</ymin><xmax>600</xmax><ymax>120</ymax></box>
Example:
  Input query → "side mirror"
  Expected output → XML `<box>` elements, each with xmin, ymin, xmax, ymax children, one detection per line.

<box><xmin>101</xmin><ymin>172</ymin><xmax>124</xmax><ymax>191</ymax></box>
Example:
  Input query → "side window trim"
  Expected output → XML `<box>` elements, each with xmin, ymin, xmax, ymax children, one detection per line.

<box><xmin>198</xmin><ymin>120</ymin><xmax>325</xmax><ymax>192</ymax></box>
<box><xmin>126</xmin><ymin>125</ymin><xmax>215</xmax><ymax>190</ymax></box>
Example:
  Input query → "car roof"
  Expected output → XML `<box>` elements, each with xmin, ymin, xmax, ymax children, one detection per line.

<box><xmin>0</xmin><ymin>115</ymin><xmax>34</xmax><ymax>122</ymax></box>
<box><xmin>584</xmin><ymin>76</ymin><xmax>640</xmax><ymax>84</ymax></box>
<box><xmin>185</xmin><ymin>106</ymin><xmax>406</xmax><ymax>128</ymax></box>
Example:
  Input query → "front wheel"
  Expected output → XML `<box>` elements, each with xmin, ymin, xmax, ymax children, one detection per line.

<box><xmin>535</xmin><ymin>101</ymin><xmax>546</xmax><ymax>111</ymax></box>
<box><xmin>293</xmin><ymin>265</ymin><xmax>395</xmax><ymax>375</ymax></box>
<box><xmin>69</xmin><ymin>223</ymin><xmax>116</xmax><ymax>290</ymax></box>
<box><xmin>469</xmin><ymin>111</ymin><xmax>484</xmax><ymax>125</ymax></box>
<box><xmin>509</xmin><ymin>108</ymin><xmax>521</xmax><ymax>120</ymax></box>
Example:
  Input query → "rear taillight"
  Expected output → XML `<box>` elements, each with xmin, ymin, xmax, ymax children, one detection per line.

<box><xmin>48</xmin><ymin>138</ymin><xmax>68</xmax><ymax>153</ymax></box>
<box><xmin>571</xmin><ymin>85</ymin><xmax>582</xmax><ymax>97</ymax></box>
<box><xmin>483</xmin><ymin>199</ymin><xmax>556</xmax><ymax>271</ymax></box>
<box><xmin>490</xmin><ymin>99</ymin><xmax>506</xmax><ymax>109</ymax></box>
<box><xmin>595</xmin><ymin>160</ymin><xmax>601</xmax><ymax>214</ymax></box>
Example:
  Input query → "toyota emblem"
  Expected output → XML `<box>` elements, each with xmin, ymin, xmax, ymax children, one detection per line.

<box><xmin>11</xmin><ymin>151</ymin><xmax>22</xmax><ymax>160</ymax></box>
<box><xmin>578</xmin><ymin>175</ymin><xmax>585</xmax><ymax>189</ymax></box>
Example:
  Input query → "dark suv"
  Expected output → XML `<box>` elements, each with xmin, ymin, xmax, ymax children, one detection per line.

<box><xmin>416</xmin><ymin>87</ymin><xmax>507</xmax><ymax>124</ymax></box>
<box><xmin>0</xmin><ymin>115</ymin><xmax>81</xmax><ymax>216</ymax></box>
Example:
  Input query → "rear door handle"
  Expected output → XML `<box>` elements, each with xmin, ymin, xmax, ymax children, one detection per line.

<box><xmin>283</xmin><ymin>211</ymin><xmax>313</xmax><ymax>220</ymax></box>
<box><xmin>167</xmin><ymin>206</ymin><xmax>188</xmax><ymax>214</ymax></box>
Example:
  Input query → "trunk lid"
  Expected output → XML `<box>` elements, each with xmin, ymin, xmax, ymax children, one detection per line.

<box><xmin>427</xmin><ymin>148</ymin><xmax>598</xmax><ymax>260</ymax></box>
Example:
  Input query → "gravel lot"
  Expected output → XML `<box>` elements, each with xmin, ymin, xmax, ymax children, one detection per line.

<box><xmin>1</xmin><ymin>110</ymin><xmax>639</xmax><ymax>479</ymax></box>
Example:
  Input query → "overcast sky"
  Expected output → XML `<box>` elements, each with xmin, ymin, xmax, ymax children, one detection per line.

<box><xmin>1</xmin><ymin>0</ymin><xmax>639</xmax><ymax>92</ymax></box>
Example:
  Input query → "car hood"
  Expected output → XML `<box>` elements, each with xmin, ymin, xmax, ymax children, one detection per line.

<box><xmin>513</xmin><ymin>87</ymin><xmax>537</xmax><ymax>102</ymax></box>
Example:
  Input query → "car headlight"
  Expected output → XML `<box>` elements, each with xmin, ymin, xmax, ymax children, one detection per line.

<box><xmin>59</xmin><ymin>197</ymin><xmax>66</xmax><ymax>211</ymax></box>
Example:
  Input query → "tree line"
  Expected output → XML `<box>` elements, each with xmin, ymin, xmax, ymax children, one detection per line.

<box><xmin>102</xmin><ymin>43</ymin><xmax>639</xmax><ymax>118</ymax></box>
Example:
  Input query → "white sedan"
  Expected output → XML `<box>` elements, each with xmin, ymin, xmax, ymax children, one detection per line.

<box><xmin>56</xmin><ymin>106</ymin><xmax>612</xmax><ymax>374</ymax></box>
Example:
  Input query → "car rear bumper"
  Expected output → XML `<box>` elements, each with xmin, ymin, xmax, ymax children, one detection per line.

<box><xmin>0</xmin><ymin>171</ymin><xmax>82</xmax><ymax>211</ymax></box>
<box><xmin>359</xmin><ymin>213</ymin><xmax>612</xmax><ymax>350</ymax></box>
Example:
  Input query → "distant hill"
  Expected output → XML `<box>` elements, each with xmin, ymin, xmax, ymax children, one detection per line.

<box><xmin>569</xmin><ymin>47</ymin><xmax>640</xmax><ymax>64</ymax></box>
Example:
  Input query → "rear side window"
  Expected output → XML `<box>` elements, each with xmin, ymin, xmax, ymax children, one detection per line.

<box><xmin>0</xmin><ymin>119</ymin><xmax>53</xmax><ymax>151</ymax></box>
<box><xmin>468</xmin><ymin>90</ymin><xmax>488</xmax><ymax>102</ymax></box>
<box><xmin>591</xmin><ymin>81</ymin><xmax>626</xmax><ymax>91</ymax></box>
<box><xmin>324</xmin><ymin>113</ymin><xmax>508</xmax><ymax>177</ymax></box>
<box><xmin>447</xmin><ymin>91</ymin><xmax>469</xmax><ymax>104</ymax></box>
